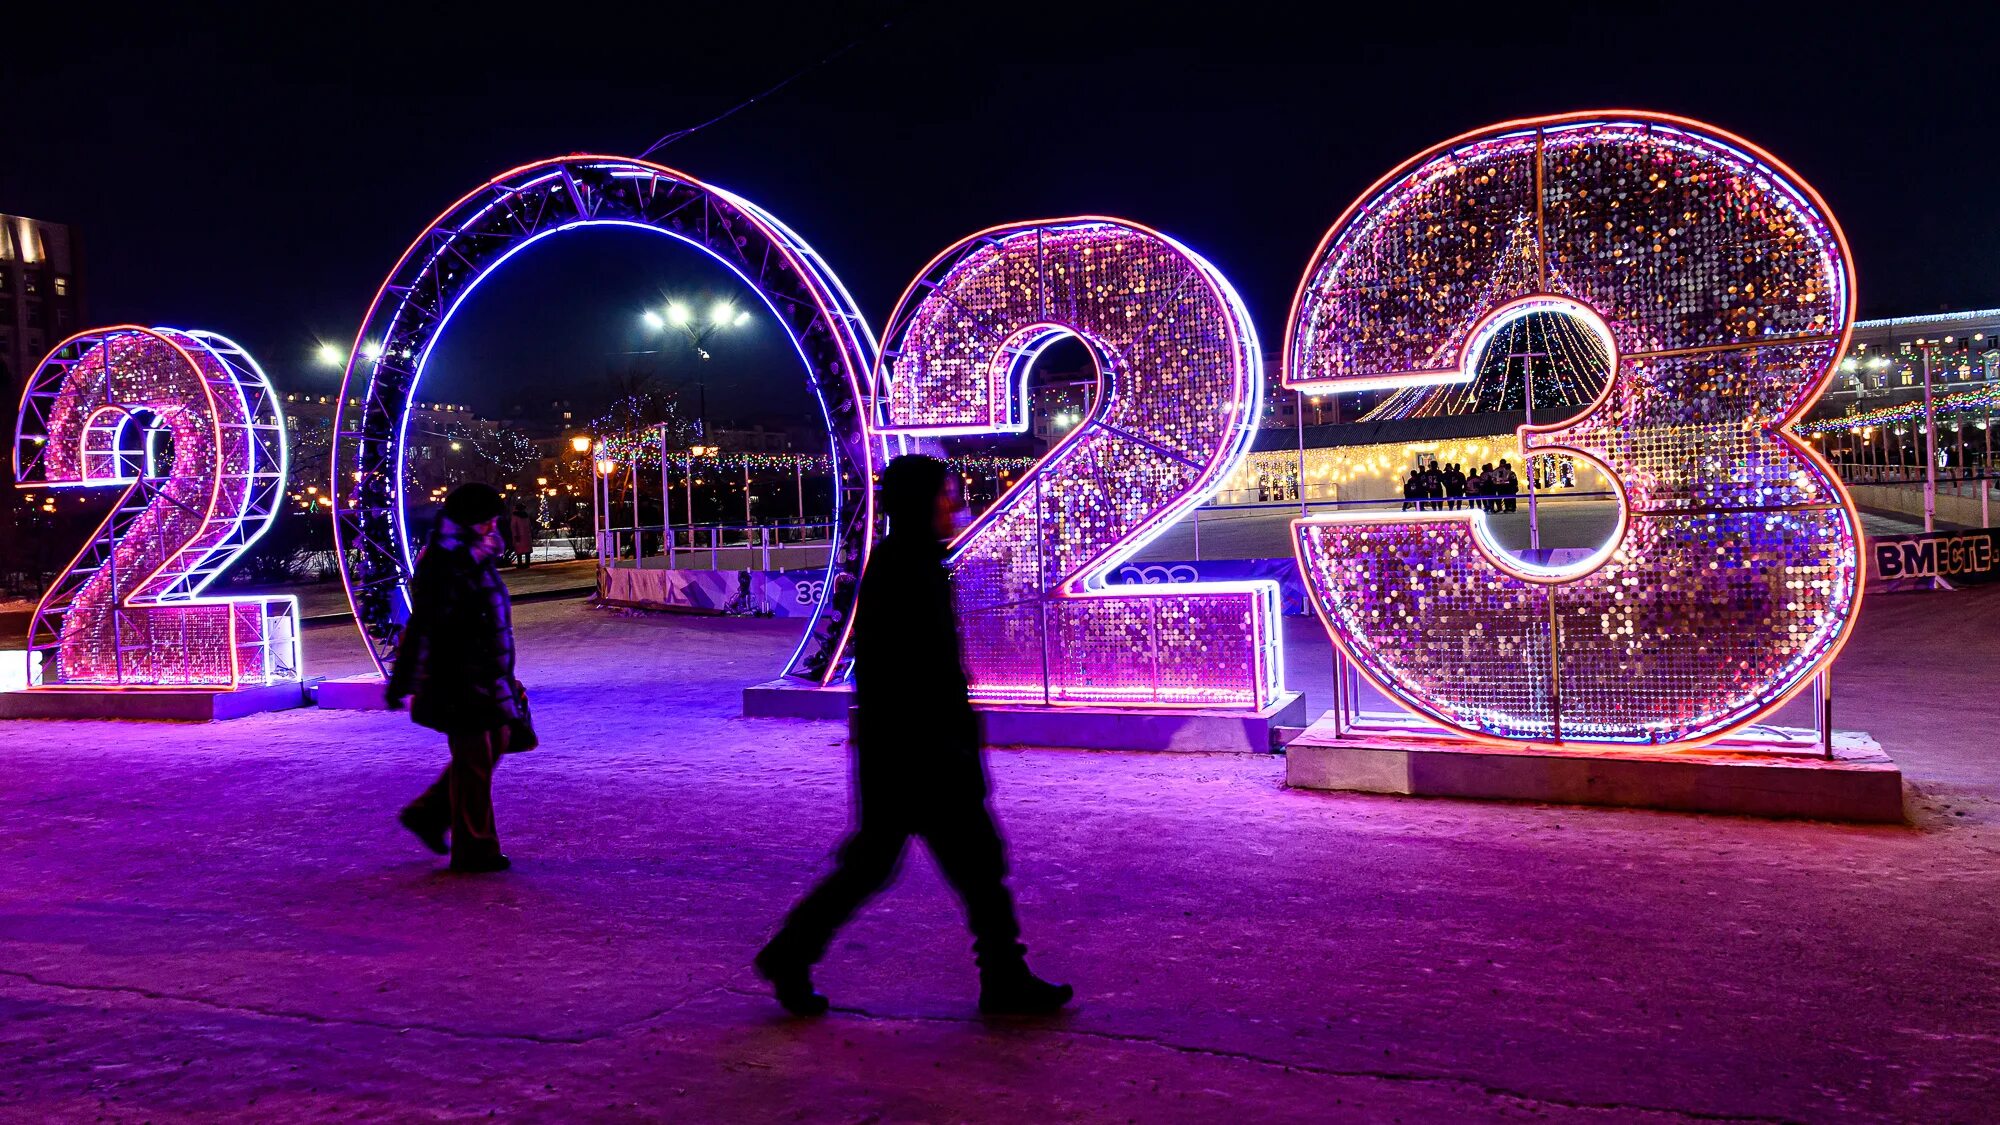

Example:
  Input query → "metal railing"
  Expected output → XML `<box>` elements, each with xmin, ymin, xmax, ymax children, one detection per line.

<box><xmin>592</xmin><ymin>491</ymin><xmax>1625</xmax><ymax>572</ymax></box>
<box><xmin>597</xmin><ymin>521</ymin><xmax>837</xmax><ymax>571</ymax></box>
<box><xmin>1833</xmin><ymin>463</ymin><xmax>1996</xmax><ymax>487</ymax></box>
<box><xmin>1176</xmin><ymin>491</ymin><xmax>1616</xmax><ymax>561</ymax></box>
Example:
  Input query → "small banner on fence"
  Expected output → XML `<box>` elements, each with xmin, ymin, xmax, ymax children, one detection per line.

<box><xmin>1108</xmin><ymin>558</ymin><xmax>1310</xmax><ymax>616</ymax></box>
<box><xmin>1868</xmin><ymin>528</ymin><xmax>2000</xmax><ymax>590</ymax></box>
<box><xmin>599</xmin><ymin>568</ymin><xmax>828</xmax><ymax>618</ymax></box>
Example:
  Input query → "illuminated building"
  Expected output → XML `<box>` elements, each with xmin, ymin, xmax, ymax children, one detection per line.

<box><xmin>0</xmin><ymin>214</ymin><xmax>83</xmax><ymax>413</ymax></box>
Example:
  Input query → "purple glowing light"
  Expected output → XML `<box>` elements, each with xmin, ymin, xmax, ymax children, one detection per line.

<box><xmin>331</xmin><ymin>156</ymin><xmax>882</xmax><ymax>685</ymax></box>
<box><xmin>874</xmin><ymin>218</ymin><xmax>1283</xmax><ymax>709</ymax></box>
<box><xmin>12</xmin><ymin>326</ymin><xmax>301</xmax><ymax>687</ymax></box>
<box><xmin>1284</xmin><ymin>111</ymin><xmax>1863</xmax><ymax>746</ymax></box>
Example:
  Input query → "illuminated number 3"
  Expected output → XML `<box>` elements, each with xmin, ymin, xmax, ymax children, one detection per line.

<box><xmin>12</xmin><ymin>326</ymin><xmax>301</xmax><ymax>687</ymax></box>
<box><xmin>874</xmin><ymin>219</ymin><xmax>1282</xmax><ymax>708</ymax></box>
<box><xmin>1285</xmin><ymin>113</ymin><xmax>1862</xmax><ymax>745</ymax></box>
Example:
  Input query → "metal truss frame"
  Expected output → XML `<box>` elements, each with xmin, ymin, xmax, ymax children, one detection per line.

<box><xmin>332</xmin><ymin>157</ymin><xmax>881</xmax><ymax>683</ymax></box>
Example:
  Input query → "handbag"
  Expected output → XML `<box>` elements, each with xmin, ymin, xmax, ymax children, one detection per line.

<box><xmin>506</xmin><ymin>679</ymin><xmax>539</xmax><ymax>753</ymax></box>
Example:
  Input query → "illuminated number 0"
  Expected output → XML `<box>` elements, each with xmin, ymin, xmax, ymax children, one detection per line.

<box><xmin>1285</xmin><ymin>113</ymin><xmax>1862</xmax><ymax>745</ymax></box>
<box><xmin>12</xmin><ymin>326</ymin><xmax>300</xmax><ymax>688</ymax></box>
<box><xmin>874</xmin><ymin>218</ymin><xmax>1282</xmax><ymax>708</ymax></box>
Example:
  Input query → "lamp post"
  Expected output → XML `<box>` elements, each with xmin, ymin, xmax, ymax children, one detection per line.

<box><xmin>658</xmin><ymin>424</ymin><xmax>673</xmax><ymax>564</ymax></box>
<box><xmin>1977</xmin><ymin>334</ymin><xmax>1995</xmax><ymax>528</ymax></box>
<box><xmin>685</xmin><ymin>444</ymin><xmax>717</xmax><ymax>547</ymax></box>
<box><xmin>1920</xmin><ymin>338</ymin><xmax>1938</xmax><ymax>532</ymax></box>
<box><xmin>568</xmin><ymin>434</ymin><xmax>595</xmax><ymax>550</ymax></box>
<box><xmin>593</xmin><ymin>448</ymin><xmax>617</xmax><ymax>560</ymax></box>
<box><xmin>1295</xmin><ymin>390</ymin><xmax>1307</xmax><ymax>517</ymax></box>
<box><xmin>644</xmin><ymin>300</ymin><xmax>752</xmax><ymax>439</ymax></box>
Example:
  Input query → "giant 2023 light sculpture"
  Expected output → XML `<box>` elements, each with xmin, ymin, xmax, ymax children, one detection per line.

<box><xmin>12</xmin><ymin>326</ymin><xmax>300</xmax><ymax>687</ymax></box>
<box><xmin>873</xmin><ymin>218</ymin><xmax>1283</xmax><ymax>709</ymax></box>
<box><xmin>1285</xmin><ymin>112</ymin><xmax>1863</xmax><ymax>746</ymax></box>
<box><xmin>333</xmin><ymin>156</ymin><xmax>880</xmax><ymax>685</ymax></box>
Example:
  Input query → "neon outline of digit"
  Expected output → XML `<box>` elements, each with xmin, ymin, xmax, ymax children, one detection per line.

<box><xmin>11</xmin><ymin>325</ymin><xmax>301</xmax><ymax>688</ymax></box>
<box><xmin>1285</xmin><ymin>111</ymin><xmax>1863</xmax><ymax>746</ymax></box>
<box><xmin>872</xmin><ymin>217</ymin><xmax>1284</xmax><ymax>709</ymax></box>
<box><xmin>332</xmin><ymin>156</ymin><xmax>885</xmax><ymax>687</ymax></box>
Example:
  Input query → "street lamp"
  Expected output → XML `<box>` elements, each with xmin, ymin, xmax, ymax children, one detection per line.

<box><xmin>570</xmin><ymin>435</ymin><xmax>593</xmax><ymax>453</ymax></box>
<box><xmin>315</xmin><ymin>341</ymin><xmax>344</xmax><ymax>368</ymax></box>
<box><xmin>646</xmin><ymin>298</ymin><xmax>751</xmax><ymax>365</ymax></box>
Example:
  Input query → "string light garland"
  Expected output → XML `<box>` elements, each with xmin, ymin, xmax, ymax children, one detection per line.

<box><xmin>590</xmin><ymin>434</ymin><xmax>1036</xmax><ymax>477</ymax></box>
<box><xmin>1796</xmin><ymin>384</ymin><xmax>2000</xmax><ymax>435</ymax></box>
<box><xmin>1366</xmin><ymin>306</ymin><xmax>1612</xmax><ymax>421</ymax></box>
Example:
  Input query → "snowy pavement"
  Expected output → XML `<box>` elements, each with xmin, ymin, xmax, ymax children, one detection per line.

<box><xmin>0</xmin><ymin>589</ymin><xmax>1995</xmax><ymax>1121</ymax></box>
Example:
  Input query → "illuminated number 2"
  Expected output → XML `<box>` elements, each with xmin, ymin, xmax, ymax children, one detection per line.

<box><xmin>874</xmin><ymin>218</ymin><xmax>1282</xmax><ymax>708</ymax></box>
<box><xmin>12</xmin><ymin>326</ymin><xmax>301</xmax><ymax>688</ymax></box>
<box><xmin>1285</xmin><ymin>113</ymin><xmax>1862</xmax><ymax>745</ymax></box>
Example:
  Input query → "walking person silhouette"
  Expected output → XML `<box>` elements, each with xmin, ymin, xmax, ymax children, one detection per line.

<box><xmin>388</xmin><ymin>483</ymin><xmax>536</xmax><ymax>874</ymax></box>
<box><xmin>756</xmin><ymin>455</ymin><xmax>1072</xmax><ymax>1018</ymax></box>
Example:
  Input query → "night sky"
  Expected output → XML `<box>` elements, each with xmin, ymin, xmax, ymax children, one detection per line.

<box><xmin>4</xmin><ymin>2</ymin><xmax>1992</xmax><ymax>423</ymax></box>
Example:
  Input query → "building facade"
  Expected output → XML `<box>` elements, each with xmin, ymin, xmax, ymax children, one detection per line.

<box><xmin>1256</xmin><ymin>357</ymin><xmax>1381</xmax><ymax>430</ymax></box>
<box><xmin>1819</xmin><ymin>309</ymin><xmax>2000</xmax><ymax>407</ymax></box>
<box><xmin>0</xmin><ymin>214</ymin><xmax>84</xmax><ymax>408</ymax></box>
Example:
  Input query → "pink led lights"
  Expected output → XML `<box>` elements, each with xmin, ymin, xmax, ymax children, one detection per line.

<box><xmin>874</xmin><ymin>218</ymin><xmax>1282</xmax><ymax>709</ymax></box>
<box><xmin>11</xmin><ymin>326</ymin><xmax>300</xmax><ymax>688</ymax></box>
<box><xmin>1285</xmin><ymin>112</ymin><xmax>1863</xmax><ymax>746</ymax></box>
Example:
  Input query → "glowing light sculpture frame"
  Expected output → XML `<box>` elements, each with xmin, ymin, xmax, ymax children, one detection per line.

<box><xmin>333</xmin><ymin>156</ymin><xmax>879</xmax><ymax>683</ymax></box>
<box><xmin>872</xmin><ymin>217</ymin><xmax>1283</xmax><ymax>709</ymax></box>
<box><xmin>1284</xmin><ymin>112</ymin><xmax>1864</xmax><ymax>748</ymax></box>
<box><xmin>12</xmin><ymin>326</ymin><xmax>300</xmax><ymax>687</ymax></box>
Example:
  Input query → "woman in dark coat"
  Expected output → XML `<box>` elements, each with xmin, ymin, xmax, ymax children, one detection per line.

<box><xmin>388</xmin><ymin>483</ymin><xmax>525</xmax><ymax>873</ymax></box>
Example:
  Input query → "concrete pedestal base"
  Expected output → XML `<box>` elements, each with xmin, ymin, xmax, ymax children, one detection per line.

<box><xmin>743</xmin><ymin>678</ymin><xmax>1307</xmax><ymax>753</ymax></box>
<box><xmin>311</xmin><ymin>675</ymin><xmax>389</xmax><ymax>710</ymax></box>
<box><xmin>742</xmin><ymin>679</ymin><xmax>854</xmax><ymax>721</ymax></box>
<box><xmin>1284</xmin><ymin>717</ymin><xmax>1905</xmax><ymax>823</ymax></box>
<box><xmin>0</xmin><ymin>682</ymin><xmax>308</xmax><ymax>722</ymax></box>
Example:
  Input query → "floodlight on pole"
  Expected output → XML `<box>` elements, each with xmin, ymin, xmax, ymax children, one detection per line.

<box><xmin>711</xmin><ymin>301</ymin><xmax>735</xmax><ymax>325</ymax></box>
<box><xmin>666</xmin><ymin>303</ymin><xmax>691</xmax><ymax>326</ymax></box>
<box><xmin>642</xmin><ymin>309</ymin><xmax>665</xmax><ymax>330</ymax></box>
<box><xmin>315</xmin><ymin>341</ymin><xmax>345</xmax><ymax>368</ymax></box>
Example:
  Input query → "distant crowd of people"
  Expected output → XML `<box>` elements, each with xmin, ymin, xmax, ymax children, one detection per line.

<box><xmin>1403</xmin><ymin>458</ymin><xmax>1519</xmax><ymax>512</ymax></box>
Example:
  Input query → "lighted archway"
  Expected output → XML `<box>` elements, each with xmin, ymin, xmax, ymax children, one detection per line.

<box><xmin>333</xmin><ymin>156</ymin><xmax>879</xmax><ymax>683</ymax></box>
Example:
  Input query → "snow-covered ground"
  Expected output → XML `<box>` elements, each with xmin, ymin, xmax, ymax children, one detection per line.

<box><xmin>0</xmin><ymin>590</ymin><xmax>1994</xmax><ymax>1121</ymax></box>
